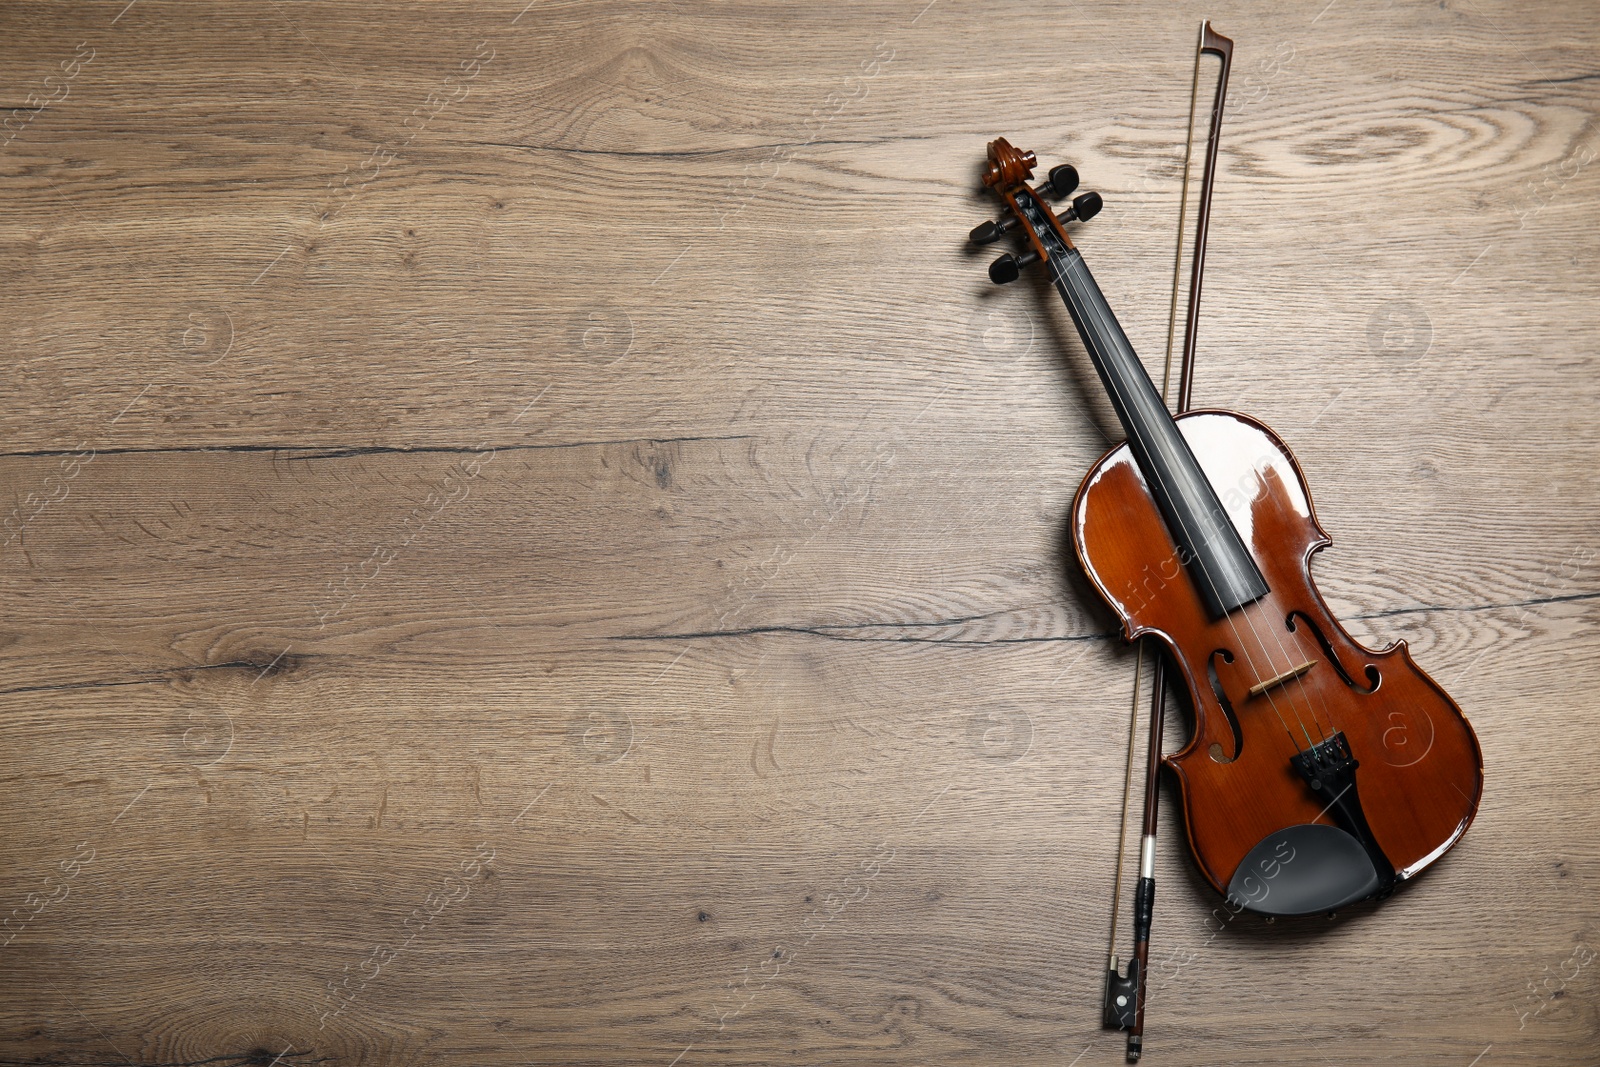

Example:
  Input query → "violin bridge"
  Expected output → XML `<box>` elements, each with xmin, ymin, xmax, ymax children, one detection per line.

<box><xmin>1246</xmin><ymin>659</ymin><xmax>1316</xmax><ymax>699</ymax></box>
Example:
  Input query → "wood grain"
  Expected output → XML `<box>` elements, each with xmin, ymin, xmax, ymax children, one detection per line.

<box><xmin>1</xmin><ymin>0</ymin><xmax>1597</xmax><ymax>1064</ymax></box>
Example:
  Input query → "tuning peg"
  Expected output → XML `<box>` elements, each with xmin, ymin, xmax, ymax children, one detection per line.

<box><xmin>969</xmin><ymin>214</ymin><xmax>1019</xmax><ymax>245</ymax></box>
<box><xmin>1065</xmin><ymin>190</ymin><xmax>1103</xmax><ymax>223</ymax></box>
<box><xmin>1046</xmin><ymin>164</ymin><xmax>1080</xmax><ymax>198</ymax></box>
<box><xmin>988</xmin><ymin>249</ymin><xmax>1039</xmax><ymax>284</ymax></box>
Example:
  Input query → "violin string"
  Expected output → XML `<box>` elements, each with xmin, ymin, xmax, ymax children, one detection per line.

<box><xmin>1047</xmin><ymin>314</ymin><xmax>1319</xmax><ymax>754</ymax></box>
<box><xmin>1244</xmin><ymin>511</ymin><xmax>1339</xmax><ymax>745</ymax></box>
<box><xmin>1049</xmin><ymin>246</ymin><xmax>1310</xmax><ymax>754</ymax></box>
<box><xmin>1124</xmin><ymin>33</ymin><xmax>1335</xmax><ymax>755</ymax></box>
<box><xmin>1165</xmin><ymin>55</ymin><xmax>1339</xmax><ymax>741</ymax></box>
<box><xmin>1160</xmin><ymin>26</ymin><xmax>1340</xmax><ymax>752</ymax></box>
<box><xmin>1041</xmin><ymin>188</ymin><xmax>1319</xmax><ymax>751</ymax></box>
<box><xmin>1149</xmin><ymin>42</ymin><xmax>1326</xmax><ymax>753</ymax></box>
<box><xmin>1113</xmin><ymin>39</ymin><xmax>1209</xmax><ymax>959</ymax></box>
<box><xmin>1090</xmin><ymin>26</ymin><xmax>1326</xmax><ymax>955</ymax></box>
<box><xmin>1034</xmin><ymin>202</ymin><xmax>1320</xmax><ymax>753</ymax></box>
<box><xmin>1158</xmin><ymin>23</ymin><xmax>1339</xmax><ymax>752</ymax></box>
<box><xmin>1229</xmin><ymin>475</ymin><xmax>1338</xmax><ymax>747</ymax></box>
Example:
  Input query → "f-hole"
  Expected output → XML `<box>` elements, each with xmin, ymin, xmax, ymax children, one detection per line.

<box><xmin>1287</xmin><ymin>611</ymin><xmax>1379</xmax><ymax>693</ymax></box>
<box><xmin>1206</xmin><ymin>649</ymin><xmax>1243</xmax><ymax>763</ymax></box>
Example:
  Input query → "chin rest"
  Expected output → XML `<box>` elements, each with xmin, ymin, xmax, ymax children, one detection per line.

<box><xmin>1228</xmin><ymin>823</ymin><xmax>1382</xmax><ymax>917</ymax></box>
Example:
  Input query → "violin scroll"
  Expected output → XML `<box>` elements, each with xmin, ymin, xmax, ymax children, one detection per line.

<box><xmin>980</xmin><ymin>136</ymin><xmax>1036</xmax><ymax>188</ymax></box>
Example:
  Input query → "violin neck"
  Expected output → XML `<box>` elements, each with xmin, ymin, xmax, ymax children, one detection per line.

<box><xmin>1048</xmin><ymin>247</ymin><xmax>1269</xmax><ymax>618</ymax></box>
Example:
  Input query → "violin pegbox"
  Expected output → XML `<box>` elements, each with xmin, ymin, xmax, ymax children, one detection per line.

<box><xmin>971</xmin><ymin>136</ymin><xmax>1104</xmax><ymax>284</ymax></box>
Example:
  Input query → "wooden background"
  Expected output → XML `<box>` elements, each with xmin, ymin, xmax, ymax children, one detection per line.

<box><xmin>1</xmin><ymin>0</ymin><xmax>1596</xmax><ymax>1063</ymax></box>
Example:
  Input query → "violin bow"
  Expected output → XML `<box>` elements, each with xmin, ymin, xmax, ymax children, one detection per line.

<box><xmin>1101</xmin><ymin>21</ymin><xmax>1233</xmax><ymax>1063</ymax></box>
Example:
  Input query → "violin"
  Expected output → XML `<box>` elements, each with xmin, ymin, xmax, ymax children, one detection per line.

<box><xmin>970</xmin><ymin>23</ymin><xmax>1482</xmax><ymax>1061</ymax></box>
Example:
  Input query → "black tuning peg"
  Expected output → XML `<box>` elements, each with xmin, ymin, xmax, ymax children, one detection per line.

<box><xmin>1046</xmin><ymin>164</ymin><xmax>1080</xmax><ymax>199</ymax></box>
<box><xmin>969</xmin><ymin>214</ymin><xmax>1018</xmax><ymax>245</ymax></box>
<box><xmin>988</xmin><ymin>249</ymin><xmax>1040</xmax><ymax>284</ymax></box>
<box><xmin>1065</xmin><ymin>190</ymin><xmax>1103</xmax><ymax>223</ymax></box>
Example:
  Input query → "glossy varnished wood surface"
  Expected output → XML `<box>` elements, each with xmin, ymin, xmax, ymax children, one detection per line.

<box><xmin>1</xmin><ymin>1</ymin><xmax>1597</xmax><ymax>1065</ymax></box>
<box><xmin>1074</xmin><ymin>411</ymin><xmax>1482</xmax><ymax>895</ymax></box>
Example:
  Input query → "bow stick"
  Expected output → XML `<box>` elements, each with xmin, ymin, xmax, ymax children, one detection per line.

<box><xmin>1101</xmin><ymin>21</ymin><xmax>1234</xmax><ymax>1063</ymax></box>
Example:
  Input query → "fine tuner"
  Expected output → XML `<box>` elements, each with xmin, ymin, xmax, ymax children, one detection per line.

<box><xmin>969</xmin><ymin>152</ymin><xmax>1103</xmax><ymax>283</ymax></box>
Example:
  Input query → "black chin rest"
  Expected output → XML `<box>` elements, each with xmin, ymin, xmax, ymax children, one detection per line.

<box><xmin>1227</xmin><ymin>823</ymin><xmax>1382</xmax><ymax>917</ymax></box>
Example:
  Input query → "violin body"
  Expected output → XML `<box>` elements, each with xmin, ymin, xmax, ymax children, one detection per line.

<box><xmin>1074</xmin><ymin>410</ymin><xmax>1483</xmax><ymax>911</ymax></box>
